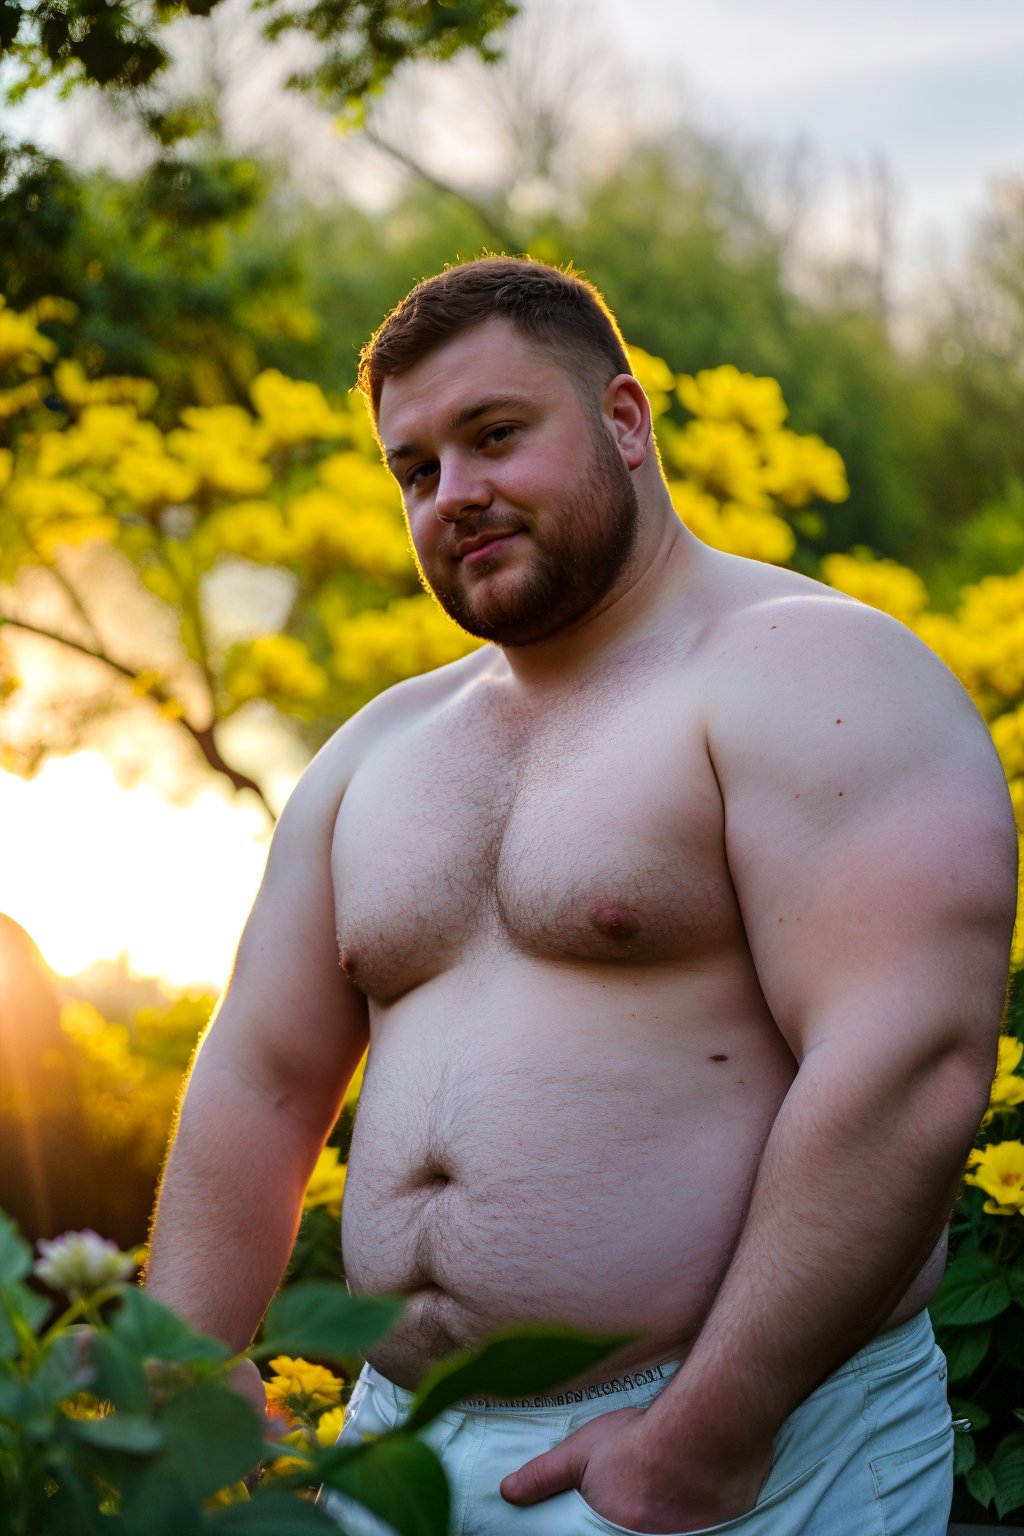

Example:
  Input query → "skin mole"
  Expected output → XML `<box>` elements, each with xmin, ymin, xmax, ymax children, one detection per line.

<box><xmin>590</xmin><ymin>901</ymin><xmax>641</xmax><ymax>940</ymax></box>
<box><xmin>709</xmin><ymin>1054</ymin><xmax>729</xmax><ymax>1062</ymax></box>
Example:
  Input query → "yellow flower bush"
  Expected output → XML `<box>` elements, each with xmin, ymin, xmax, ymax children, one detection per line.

<box><xmin>224</xmin><ymin>634</ymin><xmax>328</xmax><ymax>706</ymax></box>
<box><xmin>820</xmin><ymin>553</ymin><xmax>930</xmax><ymax>626</ymax></box>
<box><xmin>59</xmin><ymin>994</ymin><xmax>213</xmax><ymax>1173</ymax></box>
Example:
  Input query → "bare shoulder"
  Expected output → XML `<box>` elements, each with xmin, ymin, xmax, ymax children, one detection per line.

<box><xmin>279</xmin><ymin>645</ymin><xmax>488</xmax><ymax>832</ymax></box>
<box><xmin>698</xmin><ymin>567</ymin><xmax>1014</xmax><ymax>854</ymax></box>
<box><xmin>701</xmin><ymin>564</ymin><xmax>990</xmax><ymax>762</ymax></box>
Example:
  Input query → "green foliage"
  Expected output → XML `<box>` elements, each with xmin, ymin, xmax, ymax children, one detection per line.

<box><xmin>932</xmin><ymin>972</ymin><xmax>1024</xmax><ymax>1523</ymax></box>
<box><xmin>0</xmin><ymin>1204</ymin><xmax>625</xmax><ymax>1534</ymax></box>
<box><xmin>2</xmin><ymin>0</ymin><xmax>517</xmax><ymax>123</ymax></box>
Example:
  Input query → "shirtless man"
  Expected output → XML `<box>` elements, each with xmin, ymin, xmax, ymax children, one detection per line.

<box><xmin>146</xmin><ymin>258</ymin><xmax>1018</xmax><ymax>1536</ymax></box>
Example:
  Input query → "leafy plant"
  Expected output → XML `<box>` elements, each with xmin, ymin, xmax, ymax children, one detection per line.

<box><xmin>931</xmin><ymin>970</ymin><xmax>1024</xmax><ymax>1525</ymax></box>
<box><xmin>0</xmin><ymin>1208</ymin><xmax>623</xmax><ymax>1534</ymax></box>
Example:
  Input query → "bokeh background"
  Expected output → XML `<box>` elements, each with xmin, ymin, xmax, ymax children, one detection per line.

<box><xmin>1</xmin><ymin>0</ymin><xmax>1023</xmax><ymax>1517</ymax></box>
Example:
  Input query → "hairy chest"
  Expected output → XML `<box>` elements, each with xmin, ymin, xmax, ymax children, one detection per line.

<box><xmin>331</xmin><ymin>682</ymin><xmax>740</xmax><ymax>1001</ymax></box>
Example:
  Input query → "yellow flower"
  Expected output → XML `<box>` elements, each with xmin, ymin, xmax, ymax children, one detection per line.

<box><xmin>303</xmin><ymin>1145</ymin><xmax>347</xmax><ymax>1219</ymax></box>
<box><xmin>0</xmin><ymin>295</ymin><xmax>57</xmax><ymax>371</ymax></box>
<box><xmin>329</xmin><ymin>594</ymin><xmax>478</xmax><ymax>686</ymax></box>
<box><xmin>678</xmin><ymin>365</ymin><xmax>787</xmax><ymax>434</ymax></box>
<box><xmin>225</xmin><ymin>634</ymin><xmax>328</xmax><ymax>705</ymax></box>
<box><xmin>626</xmin><ymin>347</ymin><xmax>676</xmax><ymax>419</ymax></box>
<box><xmin>965</xmin><ymin>1141</ymin><xmax>1024</xmax><ymax>1215</ymax></box>
<box><xmin>759</xmin><ymin>430</ymin><xmax>849</xmax><ymax>507</ymax></box>
<box><xmin>669</xmin><ymin>419</ymin><xmax>769</xmax><ymax>510</ymax></box>
<box><xmin>668</xmin><ymin>481</ymin><xmax>794</xmax><ymax>564</ymax></box>
<box><xmin>989</xmin><ymin>1036</ymin><xmax>1024</xmax><ymax>1113</ymax></box>
<box><xmin>821</xmin><ymin>553</ymin><xmax>929</xmax><ymax>625</ymax></box>
<box><xmin>166</xmin><ymin>421</ymin><xmax>271</xmax><ymax>498</ymax></box>
<box><xmin>315</xmin><ymin>1405</ymin><xmax>346</xmax><ymax>1447</ymax></box>
<box><xmin>0</xmin><ymin>381</ymin><xmax>43</xmax><ymax>420</ymax></box>
<box><xmin>0</xmin><ymin>448</ymin><xmax>12</xmax><ymax>494</ymax></box>
<box><xmin>53</xmin><ymin>358</ymin><xmax>157</xmax><ymax>414</ymax></box>
<box><xmin>112</xmin><ymin>450</ymin><xmax>197</xmax><ymax>509</ymax></box>
<box><xmin>288</xmin><ymin>486</ymin><xmax>410</xmax><ymax>578</ymax></box>
<box><xmin>198</xmin><ymin>501</ymin><xmax>296</xmax><ymax>565</ymax></box>
<box><xmin>205</xmin><ymin>1482</ymin><xmax>250</xmax><ymax>1506</ymax></box>
<box><xmin>266</xmin><ymin>1357</ymin><xmax>345</xmax><ymax>1412</ymax></box>
<box><xmin>251</xmin><ymin>370</ymin><xmax>349</xmax><ymax>446</ymax></box>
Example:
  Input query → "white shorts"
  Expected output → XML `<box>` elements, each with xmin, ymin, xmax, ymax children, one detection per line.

<box><xmin>319</xmin><ymin>1311</ymin><xmax>953</xmax><ymax>1535</ymax></box>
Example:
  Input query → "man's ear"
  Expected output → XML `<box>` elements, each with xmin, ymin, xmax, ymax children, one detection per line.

<box><xmin>603</xmin><ymin>375</ymin><xmax>652</xmax><ymax>470</ymax></box>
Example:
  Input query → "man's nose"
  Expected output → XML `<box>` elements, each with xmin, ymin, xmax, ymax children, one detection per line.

<box><xmin>434</xmin><ymin>457</ymin><xmax>492</xmax><ymax>522</ymax></box>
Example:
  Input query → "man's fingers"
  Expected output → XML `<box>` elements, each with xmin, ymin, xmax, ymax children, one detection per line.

<box><xmin>500</xmin><ymin>1440</ymin><xmax>587</xmax><ymax>1506</ymax></box>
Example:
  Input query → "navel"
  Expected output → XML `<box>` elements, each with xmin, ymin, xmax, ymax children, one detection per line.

<box><xmin>590</xmin><ymin>902</ymin><xmax>641</xmax><ymax>941</ymax></box>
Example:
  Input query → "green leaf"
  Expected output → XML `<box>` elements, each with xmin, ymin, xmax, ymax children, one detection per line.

<box><xmin>0</xmin><ymin>1276</ymin><xmax>51</xmax><ymax>1357</ymax></box>
<box><xmin>930</xmin><ymin>1253</ymin><xmax>1012</xmax><ymax>1326</ymax></box>
<box><xmin>256</xmin><ymin>1284</ymin><xmax>403</xmax><ymax>1364</ymax></box>
<box><xmin>91</xmin><ymin>1332</ymin><xmax>151</xmax><ymax>1414</ymax></box>
<box><xmin>953</xmin><ymin>1431</ymin><xmax>976</xmax><ymax>1475</ymax></box>
<box><xmin>118</xmin><ymin>1456</ymin><xmax>203</xmax><ymax>1536</ymax></box>
<box><xmin>39</xmin><ymin>1462</ymin><xmax>112</xmax><ymax>1536</ymax></box>
<box><xmin>1009</xmin><ymin>1259</ymin><xmax>1024</xmax><ymax>1308</ymax></box>
<box><xmin>949</xmin><ymin>1395</ymin><xmax>991</xmax><ymax>1432</ymax></box>
<box><xmin>941</xmin><ymin>1322</ymin><xmax>991</xmax><ymax>1383</ymax></box>
<box><xmin>992</xmin><ymin>1435</ymin><xmax>1024</xmax><ymax>1520</ymax></box>
<box><xmin>318</xmin><ymin>1436</ymin><xmax>449</xmax><ymax>1536</ymax></box>
<box><xmin>965</xmin><ymin>1461</ymin><xmax>997</xmax><ymax>1511</ymax></box>
<box><xmin>403</xmin><ymin>1328</ymin><xmax>632</xmax><ymax>1435</ymax></box>
<box><xmin>208</xmin><ymin>1491</ymin><xmax>340</xmax><ymax>1531</ymax></box>
<box><xmin>161</xmin><ymin>1381</ymin><xmax>263</xmax><ymax>1500</ymax></box>
<box><xmin>111</xmin><ymin>1288</ymin><xmax>230</xmax><ymax>1366</ymax></box>
<box><xmin>67</xmin><ymin>1412</ymin><xmax>165</xmax><ymax>1453</ymax></box>
<box><xmin>0</xmin><ymin>1210</ymin><xmax>33</xmax><ymax>1283</ymax></box>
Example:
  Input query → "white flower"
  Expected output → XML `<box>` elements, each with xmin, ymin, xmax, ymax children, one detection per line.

<box><xmin>33</xmin><ymin>1230</ymin><xmax>137</xmax><ymax>1298</ymax></box>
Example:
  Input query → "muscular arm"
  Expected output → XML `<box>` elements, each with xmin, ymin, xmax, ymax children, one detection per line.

<box><xmin>145</xmin><ymin>733</ymin><xmax>369</xmax><ymax>1352</ymax></box>
<box><xmin>504</xmin><ymin>595</ymin><xmax>1017</xmax><ymax>1526</ymax></box>
<box><xmin>639</xmin><ymin>597</ymin><xmax>1017</xmax><ymax>1488</ymax></box>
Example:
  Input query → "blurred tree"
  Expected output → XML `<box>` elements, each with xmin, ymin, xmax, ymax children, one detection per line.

<box><xmin>0</xmin><ymin>0</ymin><xmax>516</xmax><ymax>122</ymax></box>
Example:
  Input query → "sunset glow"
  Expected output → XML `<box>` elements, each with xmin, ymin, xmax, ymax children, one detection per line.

<box><xmin>0</xmin><ymin>753</ymin><xmax>273</xmax><ymax>985</ymax></box>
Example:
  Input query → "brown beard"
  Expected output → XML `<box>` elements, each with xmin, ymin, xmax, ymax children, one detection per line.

<box><xmin>421</xmin><ymin>425</ymin><xmax>640</xmax><ymax>648</ymax></box>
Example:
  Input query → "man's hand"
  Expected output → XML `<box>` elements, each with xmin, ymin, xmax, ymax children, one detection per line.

<box><xmin>499</xmin><ymin>1405</ymin><xmax>772</xmax><ymax>1536</ymax></box>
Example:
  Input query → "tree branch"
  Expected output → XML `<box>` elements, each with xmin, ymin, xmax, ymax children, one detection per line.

<box><xmin>0</xmin><ymin>615</ymin><xmax>275</xmax><ymax>816</ymax></box>
<box><xmin>363</xmin><ymin>128</ymin><xmax>520</xmax><ymax>250</ymax></box>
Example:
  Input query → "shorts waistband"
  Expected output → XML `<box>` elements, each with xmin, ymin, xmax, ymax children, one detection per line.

<box><xmin>361</xmin><ymin>1311</ymin><xmax>934</xmax><ymax>1419</ymax></box>
<box><xmin>361</xmin><ymin>1358</ymin><xmax>682</xmax><ymax>1417</ymax></box>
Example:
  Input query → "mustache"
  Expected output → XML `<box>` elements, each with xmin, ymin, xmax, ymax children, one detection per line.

<box><xmin>443</xmin><ymin>519</ymin><xmax>524</xmax><ymax>556</ymax></box>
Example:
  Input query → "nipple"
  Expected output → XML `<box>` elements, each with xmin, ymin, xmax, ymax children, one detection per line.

<box><xmin>338</xmin><ymin>945</ymin><xmax>359</xmax><ymax>980</ymax></box>
<box><xmin>590</xmin><ymin>902</ymin><xmax>641</xmax><ymax>941</ymax></box>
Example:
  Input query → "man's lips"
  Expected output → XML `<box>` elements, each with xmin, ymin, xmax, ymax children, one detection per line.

<box><xmin>456</xmin><ymin>530</ymin><xmax>521</xmax><ymax>564</ymax></box>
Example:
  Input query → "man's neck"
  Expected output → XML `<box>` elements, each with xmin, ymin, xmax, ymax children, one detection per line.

<box><xmin>490</xmin><ymin>509</ymin><xmax>701</xmax><ymax>693</ymax></box>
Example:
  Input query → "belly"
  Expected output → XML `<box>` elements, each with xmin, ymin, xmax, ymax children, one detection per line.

<box><xmin>341</xmin><ymin>947</ymin><xmax>795</xmax><ymax>1387</ymax></box>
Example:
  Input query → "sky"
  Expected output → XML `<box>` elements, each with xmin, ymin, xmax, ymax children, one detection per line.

<box><xmin>591</xmin><ymin>0</ymin><xmax>1024</xmax><ymax>276</ymax></box>
<box><xmin>1</xmin><ymin>0</ymin><xmax>1022</xmax><ymax>987</ymax></box>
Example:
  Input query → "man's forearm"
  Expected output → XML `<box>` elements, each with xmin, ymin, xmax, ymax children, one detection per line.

<box><xmin>641</xmin><ymin>1040</ymin><xmax>988</xmax><ymax>1466</ymax></box>
<box><xmin>145</xmin><ymin>1056</ymin><xmax>327</xmax><ymax>1353</ymax></box>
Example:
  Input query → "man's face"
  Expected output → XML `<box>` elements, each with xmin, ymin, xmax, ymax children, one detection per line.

<box><xmin>377</xmin><ymin>319</ymin><xmax>639</xmax><ymax>647</ymax></box>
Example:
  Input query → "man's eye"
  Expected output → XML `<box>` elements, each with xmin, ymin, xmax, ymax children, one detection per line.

<box><xmin>406</xmin><ymin>463</ymin><xmax>437</xmax><ymax>488</ymax></box>
<box><xmin>483</xmin><ymin>425</ymin><xmax>515</xmax><ymax>447</ymax></box>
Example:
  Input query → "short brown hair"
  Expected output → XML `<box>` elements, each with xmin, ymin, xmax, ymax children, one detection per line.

<box><xmin>357</xmin><ymin>256</ymin><xmax>632</xmax><ymax>418</ymax></box>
